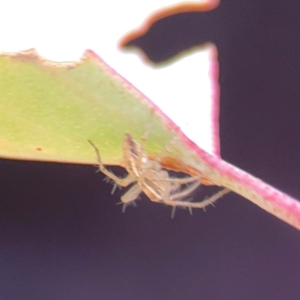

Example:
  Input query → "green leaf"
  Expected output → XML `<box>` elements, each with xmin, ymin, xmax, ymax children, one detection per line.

<box><xmin>0</xmin><ymin>49</ymin><xmax>197</xmax><ymax>168</ymax></box>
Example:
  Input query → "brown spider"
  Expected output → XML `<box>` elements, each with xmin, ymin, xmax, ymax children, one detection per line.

<box><xmin>88</xmin><ymin>132</ymin><xmax>230</xmax><ymax>214</ymax></box>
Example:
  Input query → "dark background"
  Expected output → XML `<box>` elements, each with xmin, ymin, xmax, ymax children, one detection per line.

<box><xmin>1</xmin><ymin>1</ymin><xmax>300</xmax><ymax>299</ymax></box>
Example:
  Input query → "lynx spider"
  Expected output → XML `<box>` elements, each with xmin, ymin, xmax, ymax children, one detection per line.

<box><xmin>89</xmin><ymin>128</ymin><xmax>230</xmax><ymax>214</ymax></box>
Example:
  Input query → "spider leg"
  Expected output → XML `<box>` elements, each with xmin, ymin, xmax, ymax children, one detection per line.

<box><xmin>165</xmin><ymin>188</ymin><xmax>231</xmax><ymax>209</ymax></box>
<box><xmin>170</xmin><ymin>182</ymin><xmax>182</xmax><ymax>194</ymax></box>
<box><xmin>89</xmin><ymin>140</ymin><xmax>135</xmax><ymax>187</ymax></box>
<box><xmin>149</xmin><ymin>175</ymin><xmax>202</xmax><ymax>185</ymax></box>
<box><xmin>120</xmin><ymin>183</ymin><xmax>142</xmax><ymax>204</ymax></box>
<box><xmin>104</xmin><ymin>175</ymin><xmax>133</xmax><ymax>194</ymax></box>
<box><xmin>118</xmin><ymin>183</ymin><xmax>142</xmax><ymax>213</ymax></box>
<box><xmin>169</xmin><ymin>180</ymin><xmax>202</xmax><ymax>201</ymax></box>
<box><xmin>170</xmin><ymin>176</ymin><xmax>202</xmax><ymax>185</ymax></box>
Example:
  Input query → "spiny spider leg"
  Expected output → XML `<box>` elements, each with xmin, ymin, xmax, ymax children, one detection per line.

<box><xmin>89</xmin><ymin>140</ymin><xmax>135</xmax><ymax>188</ymax></box>
<box><xmin>147</xmin><ymin>174</ymin><xmax>202</xmax><ymax>184</ymax></box>
<box><xmin>177</xmin><ymin>197</ymin><xmax>194</xmax><ymax>215</ymax></box>
<box><xmin>103</xmin><ymin>177</ymin><xmax>125</xmax><ymax>195</ymax></box>
<box><xmin>164</xmin><ymin>188</ymin><xmax>231</xmax><ymax>209</ymax></box>
<box><xmin>168</xmin><ymin>180</ymin><xmax>202</xmax><ymax>201</ymax></box>
<box><xmin>120</xmin><ymin>183</ymin><xmax>142</xmax><ymax>212</ymax></box>
<box><xmin>121</xmin><ymin>183</ymin><xmax>142</xmax><ymax>204</ymax></box>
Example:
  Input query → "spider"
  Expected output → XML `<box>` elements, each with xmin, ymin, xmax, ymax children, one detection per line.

<box><xmin>88</xmin><ymin>132</ymin><xmax>230</xmax><ymax>214</ymax></box>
